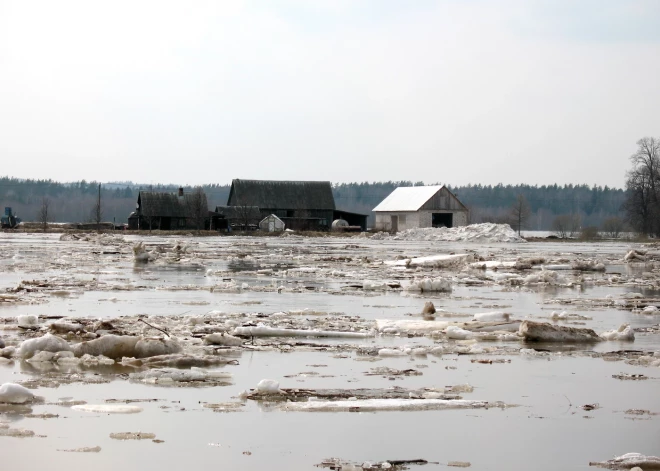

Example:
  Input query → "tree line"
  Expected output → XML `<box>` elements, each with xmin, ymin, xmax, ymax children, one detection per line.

<box><xmin>0</xmin><ymin>177</ymin><xmax>628</xmax><ymax>230</ymax></box>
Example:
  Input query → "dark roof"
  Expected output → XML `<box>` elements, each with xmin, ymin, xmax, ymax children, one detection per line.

<box><xmin>214</xmin><ymin>205</ymin><xmax>261</xmax><ymax>220</ymax></box>
<box><xmin>228</xmin><ymin>179</ymin><xmax>336</xmax><ymax>210</ymax></box>
<box><xmin>138</xmin><ymin>191</ymin><xmax>208</xmax><ymax>217</ymax></box>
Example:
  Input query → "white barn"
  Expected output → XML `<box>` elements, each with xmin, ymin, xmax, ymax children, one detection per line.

<box><xmin>373</xmin><ymin>185</ymin><xmax>469</xmax><ymax>232</ymax></box>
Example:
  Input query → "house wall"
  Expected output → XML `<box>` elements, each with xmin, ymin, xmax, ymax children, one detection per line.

<box><xmin>375</xmin><ymin>210</ymin><xmax>468</xmax><ymax>231</ymax></box>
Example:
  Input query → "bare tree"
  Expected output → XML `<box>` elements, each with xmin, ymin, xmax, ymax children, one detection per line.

<box><xmin>601</xmin><ymin>216</ymin><xmax>625</xmax><ymax>239</ymax></box>
<box><xmin>185</xmin><ymin>187</ymin><xmax>208</xmax><ymax>231</ymax></box>
<box><xmin>38</xmin><ymin>197</ymin><xmax>50</xmax><ymax>232</ymax></box>
<box><xmin>624</xmin><ymin>137</ymin><xmax>660</xmax><ymax>236</ymax></box>
<box><xmin>552</xmin><ymin>213</ymin><xmax>581</xmax><ymax>238</ymax></box>
<box><xmin>509</xmin><ymin>194</ymin><xmax>531</xmax><ymax>236</ymax></box>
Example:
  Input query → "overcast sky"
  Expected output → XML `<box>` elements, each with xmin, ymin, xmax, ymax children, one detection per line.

<box><xmin>1</xmin><ymin>0</ymin><xmax>659</xmax><ymax>188</ymax></box>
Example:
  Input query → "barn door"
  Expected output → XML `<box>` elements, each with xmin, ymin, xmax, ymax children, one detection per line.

<box><xmin>390</xmin><ymin>215</ymin><xmax>398</xmax><ymax>232</ymax></box>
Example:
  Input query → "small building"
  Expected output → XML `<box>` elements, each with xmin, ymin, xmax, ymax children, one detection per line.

<box><xmin>128</xmin><ymin>187</ymin><xmax>209</xmax><ymax>230</ymax></box>
<box><xmin>373</xmin><ymin>185</ymin><xmax>468</xmax><ymax>232</ymax></box>
<box><xmin>259</xmin><ymin>214</ymin><xmax>285</xmax><ymax>232</ymax></box>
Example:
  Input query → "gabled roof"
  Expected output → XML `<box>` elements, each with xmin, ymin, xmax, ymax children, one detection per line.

<box><xmin>139</xmin><ymin>192</ymin><xmax>187</xmax><ymax>217</ymax></box>
<box><xmin>138</xmin><ymin>191</ymin><xmax>208</xmax><ymax>217</ymax></box>
<box><xmin>228</xmin><ymin>179</ymin><xmax>335</xmax><ymax>210</ymax></box>
<box><xmin>214</xmin><ymin>205</ymin><xmax>261</xmax><ymax>220</ymax></box>
<box><xmin>373</xmin><ymin>185</ymin><xmax>445</xmax><ymax>212</ymax></box>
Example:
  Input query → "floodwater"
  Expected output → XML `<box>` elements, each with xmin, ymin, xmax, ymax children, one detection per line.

<box><xmin>0</xmin><ymin>232</ymin><xmax>658</xmax><ymax>471</ymax></box>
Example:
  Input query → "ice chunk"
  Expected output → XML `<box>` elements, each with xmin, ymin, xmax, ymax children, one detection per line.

<box><xmin>281</xmin><ymin>398</ymin><xmax>502</xmax><ymax>412</ymax></box>
<box><xmin>600</xmin><ymin>324</ymin><xmax>635</xmax><ymax>341</ymax></box>
<box><xmin>203</xmin><ymin>333</ymin><xmax>243</xmax><ymax>346</ymax></box>
<box><xmin>445</xmin><ymin>326</ymin><xmax>475</xmax><ymax>340</ymax></box>
<box><xmin>362</xmin><ymin>280</ymin><xmax>388</xmax><ymax>291</ymax></box>
<box><xmin>589</xmin><ymin>452</ymin><xmax>660</xmax><ymax>469</ymax></box>
<box><xmin>0</xmin><ymin>383</ymin><xmax>35</xmax><ymax>404</ymax></box>
<box><xmin>405</xmin><ymin>277</ymin><xmax>452</xmax><ymax>292</ymax></box>
<box><xmin>134</xmin><ymin>338</ymin><xmax>182</xmax><ymax>358</ymax></box>
<box><xmin>72</xmin><ymin>335</ymin><xmax>139</xmax><ymax>359</ymax></box>
<box><xmin>72</xmin><ymin>404</ymin><xmax>143</xmax><ymax>414</ymax></box>
<box><xmin>233</xmin><ymin>326</ymin><xmax>372</xmax><ymax>339</ymax></box>
<box><xmin>256</xmin><ymin>379</ymin><xmax>282</xmax><ymax>394</ymax></box>
<box><xmin>19</xmin><ymin>333</ymin><xmax>71</xmax><ymax>359</ymax></box>
<box><xmin>17</xmin><ymin>314</ymin><xmax>38</xmax><ymax>327</ymax></box>
<box><xmin>473</xmin><ymin>312</ymin><xmax>510</xmax><ymax>322</ymax></box>
<box><xmin>378</xmin><ymin>348</ymin><xmax>408</xmax><ymax>357</ymax></box>
<box><xmin>519</xmin><ymin>321</ymin><xmax>601</xmax><ymax>342</ymax></box>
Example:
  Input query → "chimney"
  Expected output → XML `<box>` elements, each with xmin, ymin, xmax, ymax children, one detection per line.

<box><xmin>178</xmin><ymin>187</ymin><xmax>184</xmax><ymax>197</ymax></box>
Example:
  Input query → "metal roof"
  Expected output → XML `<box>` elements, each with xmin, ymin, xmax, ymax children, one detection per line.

<box><xmin>372</xmin><ymin>185</ymin><xmax>445</xmax><ymax>212</ymax></box>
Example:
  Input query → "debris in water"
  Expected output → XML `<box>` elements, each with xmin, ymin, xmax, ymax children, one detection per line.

<box><xmin>58</xmin><ymin>446</ymin><xmax>101</xmax><ymax>452</ymax></box>
<box><xmin>110</xmin><ymin>432</ymin><xmax>157</xmax><ymax>440</ymax></box>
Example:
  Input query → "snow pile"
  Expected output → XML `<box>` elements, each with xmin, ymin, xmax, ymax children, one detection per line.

<box><xmin>0</xmin><ymin>383</ymin><xmax>35</xmax><ymax>404</ymax></box>
<box><xmin>600</xmin><ymin>324</ymin><xmax>635</xmax><ymax>341</ymax></box>
<box><xmin>376</xmin><ymin>223</ymin><xmax>525</xmax><ymax>243</ymax></box>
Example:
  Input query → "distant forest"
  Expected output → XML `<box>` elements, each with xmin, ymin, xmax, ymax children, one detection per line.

<box><xmin>0</xmin><ymin>177</ymin><xmax>626</xmax><ymax>230</ymax></box>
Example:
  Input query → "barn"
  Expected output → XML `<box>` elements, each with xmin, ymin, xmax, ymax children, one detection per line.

<box><xmin>227</xmin><ymin>179</ymin><xmax>367</xmax><ymax>231</ymax></box>
<box><xmin>373</xmin><ymin>185</ymin><xmax>468</xmax><ymax>232</ymax></box>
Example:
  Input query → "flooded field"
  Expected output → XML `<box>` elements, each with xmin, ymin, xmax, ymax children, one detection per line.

<box><xmin>0</xmin><ymin>230</ymin><xmax>659</xmax><ymax>471</ymax></box>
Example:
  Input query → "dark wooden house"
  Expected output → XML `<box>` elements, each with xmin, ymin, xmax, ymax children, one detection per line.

<box><xmin>227</xmin><ymin>179</ymin><xmax>337</xmax><ymax>231</ymax></box>
<box><xmin>128</xmin><ymin>188</ymin><xmax>209</xmax><ymax>230</ymax></box>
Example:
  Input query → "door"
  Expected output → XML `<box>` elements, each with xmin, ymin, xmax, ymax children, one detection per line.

<box><xmin>432</xmin><ymin>213</ymin><xmax>453</xmax><ymax>228</ymax></box>
<box><xmin>390</xmin><ymin>215</ymin><xmax>398</xmax><ymax>232</ymax></box>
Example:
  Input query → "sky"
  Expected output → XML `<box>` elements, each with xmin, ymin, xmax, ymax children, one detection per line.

<box><xmin>1</xmin><ymin>0</ymin><xmax>659</xmax><ymax>188</ymax></box>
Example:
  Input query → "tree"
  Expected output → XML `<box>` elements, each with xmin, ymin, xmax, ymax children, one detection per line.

<box><xmin>185</xmin><ymin>187</ymin><xmax>208</xmax><ymax>231</ymax></box>
<box><xmin>552</xmin><ymin>214</ymin><xmax>581</xmax><ymax>238</ymax></box>
<box><xmin>624</xmin><ymin>137</ymin><xmax>660</xmax><ymax>236</ymax></box>
<box><xmin>38</xmin><ymin>197</ymin><xmax>50</xmax><ymax>232</ymax></box>
<box><xmin>509</xmin><ymin>194</ymin><xmax>531</xmax><ymax>236</ymax></box>
<box><xmin>601</xmin><ymin>216</ymin><xmax>625</xmax><ymax>239</ymax></box>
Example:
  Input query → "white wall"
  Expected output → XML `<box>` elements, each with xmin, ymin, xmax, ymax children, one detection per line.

<box><xmin>375</xmin><ymin>210</ymin><xmax>468</xmax><ymax>231</ymax></box>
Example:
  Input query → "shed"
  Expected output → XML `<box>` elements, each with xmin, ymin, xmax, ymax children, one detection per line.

<box><xmin>259</xmin><ymin>214</ymin><xmax>285</xmax><ymax>232</ymax></box>
<box><xmin>373</xmin><ymin>185</ymin><xmax>468</xmax><ymax>232</ymax></box>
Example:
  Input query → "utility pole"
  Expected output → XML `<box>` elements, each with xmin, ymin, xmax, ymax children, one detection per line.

<box><xmin>97</xmin><ymin>183</ymin><xmax>101</xmax><ymax>231</ymax></box>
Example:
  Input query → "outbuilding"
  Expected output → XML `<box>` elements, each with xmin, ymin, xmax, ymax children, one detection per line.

<box><xmin>373</xmin><ymin>185</ymin><xmax>468</xmax><ymax>232</ymax></box>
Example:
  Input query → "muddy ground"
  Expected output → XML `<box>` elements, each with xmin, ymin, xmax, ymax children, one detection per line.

<box><xmin>0</xmin><ymin>231</ymin><xmax>658</xmax><ymax>471</ymax></box>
